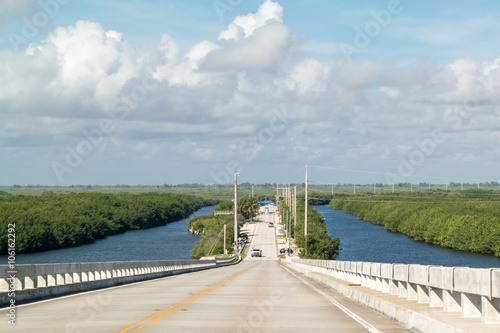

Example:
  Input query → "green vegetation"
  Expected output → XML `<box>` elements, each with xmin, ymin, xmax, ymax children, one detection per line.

<box><xmin>281</xmin><ymin>196</ymin><xmax>340</xmax><ymax>260</ymax></box>
<box><xmin>0</xmin><ymin>193</ymin><xmax>217</xmax><ymax>254</ymax></box>
<box><xmin>188</xmin><ymin>214</ymin><xmax>244</xmax><ymax>258</ymax></box>
<box><xmin>330</xmin><ymin>191</ymin><xmax>500</xmax><ymax>257</ymax></box>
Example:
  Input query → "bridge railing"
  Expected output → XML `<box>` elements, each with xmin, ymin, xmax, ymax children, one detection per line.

<box><xmin>0</xmin><ymin>259</ymin><xmax>220</xmax><ymax>306</ymax></box>
<box><xmin>290</xmin><ymin>258</ymin><xmax>500</xmax><ymax>324</ymax></box>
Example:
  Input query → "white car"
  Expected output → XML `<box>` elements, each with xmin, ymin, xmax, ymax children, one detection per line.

<box><xmin>251</xmin><ymin>248</ymin><xmax>262</xmax><ymax>257</ymax></box>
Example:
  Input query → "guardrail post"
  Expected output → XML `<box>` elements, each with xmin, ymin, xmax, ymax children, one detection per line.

<box><xmin>429</xmin><ymin>288</ymin><xmax>443</xmax><ymax>307</ymax></box>
<box><xmin>482</xmin><ymin>297</ymin><xmax>500</xmax><ymax>324</ymax></box>
<box><xmin>462</xmin><ymin>293</ymin><xmax>482</xmax><ymax>318</ymax></box>
<box><xmin>389</xmin><ymin>280</ymin><xmax>398</xmax><ymax>295</ymax></box>
<box><xmin>443</xmin><ymin>290</ymin><xmax>461</xmax><ymax>312</ymax></box>
<box><xmin>398</xmin><ymin>281</ymin><xmax>408</xmax><ymax>298</ymax></box>
<box><xmin>14</xmin><ymin>276</ymin><xmax>23</xmax><ymax>290</ymax></box>
<box><xmin>24</xmin><ymin>276</ymin><xmax>35</xmax><ymax>289</ymax></box>
<box><xmin>47</xmin><ymin>274</ymin><xmax>56</xmax><ymax>286</ymax></box>
<box><xmin>417</xmin><ymin>285</ymin><xmax>430</xmax><ymax>304</ymax></box>
<box><xmin>408</xmin><ymin>283</ymin><xmax>418</xmax><ymax>301</ymax></box>
<box><xmin>0</xmin><ymin>278</ymin><xmax>9</xmax><ymax>292</ymax></box>
<box><xmin>56</xmin><ymin>274</ymin><xmax>65</xmax><ymax>285</ymax></box>
<box><xmin>37</xmin><ymin>275</ymin><xmax>47</xmax><ymax>288</ymax></box>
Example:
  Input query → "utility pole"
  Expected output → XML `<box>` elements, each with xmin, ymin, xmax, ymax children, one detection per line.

<box><xmin>294</xmin><ymin>185</ymin><xmax>297</xmax><ymax>226</ymax></box>
<box><xmin>373</xmin><ymin>183</ymin><xmax>376</xmax><ymax>194</ymax></box>
<box><xmin>287</xmin><ymin>203</ymin><xmax>291</xmax><ymax>254</ymax></box>
<box><xmin>429</xmin><ymin>182</ymin><xmax>431</xmax><ymax>191</ymax></box>
<box><xmin>392</xmin><ymin>183</ymin><xmax>395</xmax><ymax>193</ymax></box>
<box><xmin>411</xmin><ymin>183</ymin><xmax>413</xmax><ymax>192</ymax></box>
<box><xmin>234</xmin><ymin>172</ymin><xmax>238</xmax><ymax>252</ymax></box>
<box><xmin>223</xmin><ymin>224</ymin><xmax>227</xmax><ymax>254</ymax></box>
<box><xmin>288</xmin><ymin>183</ymin><xmax>291</xmax><ymax>207</ymax></box>
<box><xmin>461</xmin><ymin>183</ymin><xmax>463</xmax><ymax>191</ymax></box>
<box><xmin>305</xmin><ymin>165</ymin><xmax>308</xmax><ymax>253</ymax></box>
<box><xmin>353</xmin><ymin>183</ymin><xmax>356</xmax><ymax>195</ymax></box>
<box><xmin>446</xmin><ymin>183</ymin><xmax>448</xmax><ymax>191</ymax></box>
<box><xmin>252</xmin><ymin>185</ymin><xmax>254</xmax><ymax>199</ymax></box>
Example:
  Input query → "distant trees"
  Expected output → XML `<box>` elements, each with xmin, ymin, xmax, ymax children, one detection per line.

<box><xmin>330</xmin><ymin>191</ymin><xmax>500</xmax><ymax>257</ymax></box>
<box><xmin>0</xmin><ymin>193</ymin><xmax>217</xmax><ymax>254</ymax></box>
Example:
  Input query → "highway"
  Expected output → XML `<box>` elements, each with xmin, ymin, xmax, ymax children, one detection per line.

<box><xmin>0</xmin><ymin>208</ymin><xmax>411</xmax><ymax>332</ymax></box>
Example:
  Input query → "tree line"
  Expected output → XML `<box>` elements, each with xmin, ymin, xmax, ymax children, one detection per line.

<box><xmin>330</xmin><ymin>191</ymin><xmax>500</xmax><ymax>257</ymax></box>
<box><xmin>0</xmin><ymin>193</ymin><xmax>217</xmax><ymax>254</ymax></box>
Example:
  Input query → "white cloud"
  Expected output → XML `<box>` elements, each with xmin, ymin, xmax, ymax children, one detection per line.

<box><xmin>200</xmin><ymin>23</ymin><xmax>291</xmax><ymax>71</ymax></box>
<box><xmin>2</xmin><ymin>1</ymin><xmax>500</xmax><ymax>184</ymax></box>
<box><xmin>285</xmin><ymin>58</ymin><xmax>332</xmax><ymax>94</ymax></box>
<box><xmin>218</xmin><ymin>0</ymin><xmax>283</xmax><ymax>41</ymax></box>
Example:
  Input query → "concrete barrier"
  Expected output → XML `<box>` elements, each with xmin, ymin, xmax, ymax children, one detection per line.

<box><xmin>290</xmin><ymin>258</ymin><xmax>500</xmax><ymax>325</ymax></box>
<box><xmin>0</xmin><ymin>258</ymin><xmax>236</xmax><ymax>307</ymax></box>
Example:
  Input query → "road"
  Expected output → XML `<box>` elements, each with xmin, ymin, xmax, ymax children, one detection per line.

<box><xmin>0</xmin><ymin>209</ymin><xmax>411</xmax><ymax>332</ymax></box>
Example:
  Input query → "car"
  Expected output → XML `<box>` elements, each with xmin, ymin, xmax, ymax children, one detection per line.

<box><xmin>251</xmin><ymin>248</ymin><xmax>262</xmax><ymax>257</ymax></box>
<box><xmin>268</xmin><ymin>222</ymin><xmax>274</xmax><ymax>227</ymax></box>
<box><xmin>279</xmin><ymin>248</ymin><xmax>286</xmax><ymax>254</ymax></box>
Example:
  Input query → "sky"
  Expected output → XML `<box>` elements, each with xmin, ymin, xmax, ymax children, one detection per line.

<box><xmin>1</xmin><ymin>0</ymin><xmax>500</xmax><ymax>186</ymax></box>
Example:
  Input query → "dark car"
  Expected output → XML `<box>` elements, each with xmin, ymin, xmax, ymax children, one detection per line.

<box><xmin>279</xmin><ymin>248</ymin><xmax>286</xmax><ymax>254</ymax></box>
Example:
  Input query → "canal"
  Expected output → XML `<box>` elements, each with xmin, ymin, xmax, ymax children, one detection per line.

<box><xmin>1</xmin><ymin>206</ymin><xmax>216</xmax><ymax>265</ymax></box>
<box><xmin>316</xmin><ymin>205</ymin><xmax>500</xmax><ymax>268</ymax></box>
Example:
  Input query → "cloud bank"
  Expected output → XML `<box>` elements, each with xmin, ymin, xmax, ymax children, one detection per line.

<box><xmin>1</xmin><ymin>0</ymin><xmax>500</xmax><ymax>185</ymax></box>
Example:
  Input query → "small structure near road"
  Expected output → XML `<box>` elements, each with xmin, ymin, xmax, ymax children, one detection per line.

<box><xmin>214</xmin><ymin>211</ymin><xmax>232</xmax><ymax>216</ymax></box>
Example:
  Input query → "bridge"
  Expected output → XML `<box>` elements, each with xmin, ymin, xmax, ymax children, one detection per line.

<box><xmin>1</xmin><ymin>207</ymin><xmax>500</xmax><ymax>332</ymax></box>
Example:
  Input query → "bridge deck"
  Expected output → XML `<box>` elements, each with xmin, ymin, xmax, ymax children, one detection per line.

<box><xmin>0</xmin><ymin>209</ymin><xmax>410</xmax><ymax>332</ymax></box>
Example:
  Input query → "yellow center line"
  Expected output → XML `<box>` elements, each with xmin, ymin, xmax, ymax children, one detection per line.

<box><xmin>118</xmin><ymin>259</ymin><xmax>261</xmax><ymax>333</ymax></box>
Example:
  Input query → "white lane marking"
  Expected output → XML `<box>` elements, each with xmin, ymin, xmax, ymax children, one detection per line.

<box><xmin>282</xmin><ymin>265</ymin><xmax>382</xmax><ymax>333</ymax></box>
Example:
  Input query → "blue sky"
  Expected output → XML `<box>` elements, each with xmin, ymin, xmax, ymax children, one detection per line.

<box><xmin>1</xmin><ymin>0</ymin><xmax>500</xmax><ymax>185</ymax></box>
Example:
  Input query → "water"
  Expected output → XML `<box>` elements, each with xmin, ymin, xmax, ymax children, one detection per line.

<box><xmin>315</xmin><ymin>205</ymin><xmax>500</xmax><ymax>268</ymax></box>
<box><xmin>2</xmin><ymin>206</ymin><xmax>216</xmax><ymax>265</ymax></box>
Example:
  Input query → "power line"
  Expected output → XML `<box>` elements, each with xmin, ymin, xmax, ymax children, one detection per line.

<box><xmin>308</xmin><ymin>164</ymin><xmax>498</xmax><ymax>183</ymax></box>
